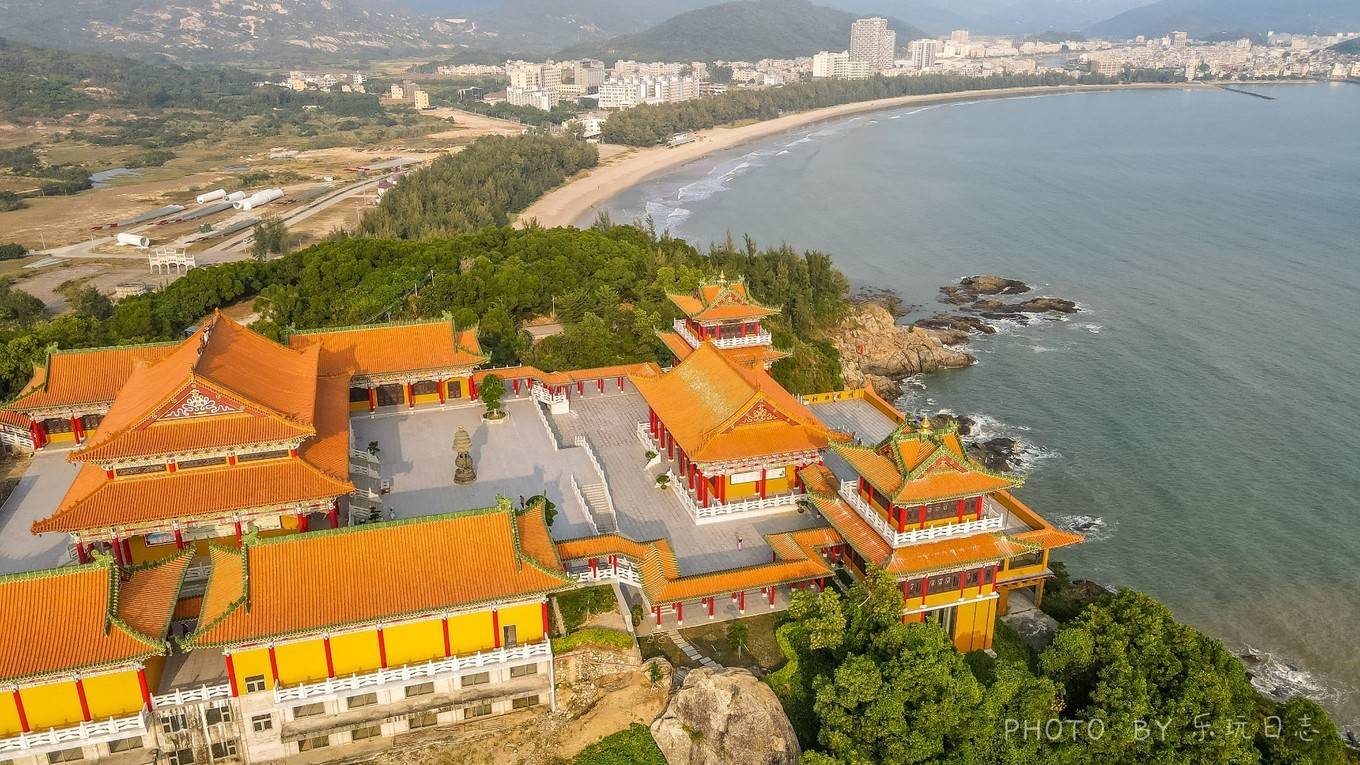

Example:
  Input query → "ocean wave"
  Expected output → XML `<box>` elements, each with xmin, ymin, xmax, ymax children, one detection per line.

<box><xmin>1238</xmin><ymin>646</ymin><xmax>1350</xmax><ymax>709</ymax></box>
<box><xmin>1053</xmin><ymin>514</ymin><xmax>1112</xmax><ymax>542</ymax></box>
<box><xmin>776</xmin><ymin>150</ymin><xmax>790</xmax><ymax>156</ymax></box>
<box><xmin>785</xmin><ymin>135</ymin><xmax>813</xmax><ymax>147</ymax></box>
<box><xmin>1084</xmin><ymin>324</ymin><xmax>1103</xmax><ymax>334</ymax></box>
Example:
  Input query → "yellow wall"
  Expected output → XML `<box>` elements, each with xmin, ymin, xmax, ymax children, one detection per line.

<box><xmin>83</xmin><ymin>670</ymin><xmax>143</xmax><ymax>719</ymax></box>
<box><xmin>275</xmin><ymin>639</ymin><xmax>328</xmax><ymax>685</ymax></box>
<box><xmin>1000</xmin><ymin>550</ymin><xmax>1050</xmax><ymax>582</ymax></box>
<box><xmin>232</xmin><ymin>648</ymin><xmax>273</xmax><ymax>691</ymax></box>
<box><xmin>0</xmin><ymin>691</ymin><xmax>21</xmax><ymax>736</ymax></box>
<box><xmin>330</xmin><ymin>631</ymin><xmax>380</xmax><ymax>676</ymax></box>
<box><xmin>47</xmin><ymin>431</ymin><xmax>76</xmax><ymax>445</ymax></box>
<box><xmin>952</xmin><ymin>598</ymin><xmax>997</xmax><ymax>652</ymax></box>
<box><xmin>722</xmin><ymin>463</ymin><xmax>794</xmax><ymax>501</ymax></box>
<box><xmin>385</xmin><ymin>619</ymin><xmax>444</xmax><ymax>667</ymax></box>
<box><xmin>447</xmin><ymin>610</ymin><xmax>495</xmax><ymax>654</ymax></box>
<box><xmin>17</xmin><ymin>681</ymin><xmax>84</xmax><ymax>731</ymax></box>
<box><xmin>499</xmin><ymin>602</ymin><xmax>547</xmax><ymax>644</ymax></box>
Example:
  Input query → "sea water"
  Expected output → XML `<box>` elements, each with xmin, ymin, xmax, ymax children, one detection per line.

<box><xmin>593</xmin><ymin>84</ymin><xmax>1360</xmax><ymax>727</ymax></box>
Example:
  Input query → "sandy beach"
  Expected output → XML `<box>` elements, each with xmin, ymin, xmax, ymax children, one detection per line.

<box><xmin>517</xmin><ymin>82</ymin><xmax>1213</xmax><ymax>229</ymax></box>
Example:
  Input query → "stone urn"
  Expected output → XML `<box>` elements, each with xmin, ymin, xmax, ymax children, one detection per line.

<box><xmin>453</xmin><ymin>426</ymin><xmax>476</xmax><ymax>485</ymax></box>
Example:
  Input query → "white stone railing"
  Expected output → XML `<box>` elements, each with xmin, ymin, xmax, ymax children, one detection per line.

<box><xmin>350</xmin><ymin>448</ymin><xmax>380</xmax><ymax>464</ymax></box>
<box><xmin>0</xmin><ymin>710</ymin><xmax>148</xmax><ymax>755</ymax></box>
<box><xmin>272</xmin><ymin>640</ymin><xmax>551</xmax><ymax>703</ymax></box>
<box><xmin>672</xmin><ymin>319</ymin><xmax>772</xmax><ymax>350</ymax></box>
<box><xmin>533</xmin><ymin>396</ymin><xmax>560</xmax><ymax>452</ymax></box>
<box><xmin>837</xmin><ymin>480</ymin><xmax>1003</xmax><ymax>547</ymax></box>
<box><xmin>569</xmin><ymin>557</ymin><xmax>642</xmax><ymax>587</ymax></box>
<box><xmin>670</xmin><ymin>472</ymin><xmax>797</xmax><ymax>522</ymax></box>
<box><xmin>530</xmin><ymin>382</ymin><xmax>565</xmax><ymax>406</ymax></box>
<box><xmin>153</xmin><ymin>682</ymin><xmax>231</xmax><ymax>708</ymax></box>
<box><xmin>636</xmin><ymin>422</ymin><xmax>658</xmax><ymax>452</ymax></box>
<box><xmin>573</xmin><ymin>436</ymin><xmax>616</xmax><ymax>521</ymax></box>
<box><xmin>569</xmin><ymin>474</ymin><xmax>599</xmax><ymax>536</ymax></box>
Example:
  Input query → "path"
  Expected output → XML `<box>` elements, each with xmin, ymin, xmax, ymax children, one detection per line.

<box><xmin>664</xmin><ymin>631</ymin><xmax>721</xmax><ymax>670</ymax></box>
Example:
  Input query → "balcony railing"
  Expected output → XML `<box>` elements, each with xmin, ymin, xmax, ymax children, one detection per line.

<box><xmin>0</xmin><ymin>709</ymin><xmax>148</xmax><ymax>755</ymax></box>
<box><xmin>671</xmin><ymin>471</ymin><xmax>798</xmax><ymax>523</ymax></box>
<box><xmin>568</xmin><ymin>557</ymin><xmax>642</xmax><ymax>587</ymax></box>
<box><xmin>153</xmin><ymin>682</ymin><xmax>232</xmax><ymax>708</ymax></box>
<box><xmin>838</xmin><ymin>481</ymin><xmax>1003</xmax><ymax>547</ymax></box>
<box><xmin>673</xmin><ymin>320</ymin><xmax>771</xmax><ymax>350</ymax></box>
<box><xmin>272</xmin><ymin>639</ymin><xmax>551</xmax><ymax>703</ymax></box>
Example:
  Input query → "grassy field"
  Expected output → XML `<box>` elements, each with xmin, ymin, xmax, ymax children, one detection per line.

<box><xmin>638</xmin><ymin>634</ymin><xmax>698</xmax><ymax>670</ymax></box>
<box><xmin>568</xmin><ymin>723</ymin><xmax>666</xmax><ymax>765</ymax></box>
<box><xmin>679</xmin><ymin>613</ymin><xmax>786</xmax><ymax>671</ymax></box>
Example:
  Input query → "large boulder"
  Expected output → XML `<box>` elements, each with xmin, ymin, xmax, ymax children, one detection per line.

<box><xmin>649</xmin><ymin>668</ymin><xmax>799</xmax><ymax>765</ymax></box>
<box><xmin>831</xmin><ymin>302</ymin><xmax>973</xmax><ymax>398</ymax></box>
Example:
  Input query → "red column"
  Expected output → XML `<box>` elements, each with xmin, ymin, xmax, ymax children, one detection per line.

<box><xmin>74</xmin><ymin>678</ymin><xmax>92</xmax><ymax>722</ymax></box>
<box><xmin>11</xmin><ymin>689</ymin><xmax>28</xmax><ymax>732</ymax></box>
<box><xmin>166</xmin><ymin>459</ymin><xmax>178</xmax><ymax>473</ymax></box>
<box><xmin>328</xmin><ymin>500</ymin><xmax>339</xmax><ymax>529</ymax></box>
<box><xmin>70</xmin><ymin>416</ymin><xmax>84</xmax><ymax>444</ymax></box>
<box><xmin>437</xmin><ymin>381</ymin><xmax>447</xmax><ymax>405</ymax></box>
<box><xmin>268</xmin><ymin>646</ymin><xmax>280</xmax><ymax>685</ymax></box>
<box><xmin>674</xmin><ymin>602</ymin><xmax>683</xmax><ymax>624</ymax></box>
<box><xmin>759</xmin><ymin>468</ymin><xmax>768</xmax><ymax>500</ymax></box>
<box><xmin>469</xmin><ymin>377</ymin><xmax>478</xmax><ymax>400</ymax></box>
<box><xmin>512</xmin><ymin>378</ymin><xmax>520</xmax><ymax>395</ymax></box>
<box><xmin>649</xmin><ymin>409</ymin><xmax>658</xmax><ymax>438</ymax></box>
<box><xmin>617</xmin><ymin>376</ymin><xmax>624</xmax><ymax>391</ymax></box>
<box><xmin>718</xmin><ymin>476</ymin><xmax>727</xmax><ymax>504</ymax></box>
<box><xmin>589</xmin><ymin>558</ymin><xmax>598</xmax><ymax>579</ymax></box>
<box><xmin>225</xmin><ymin>653</ymin><xmax>239</xmax><ymax>697</ymax></box>
<box><xmin>541</xmin><ymin>601</ymin><xmax>550</xmax><ymax>634</ymax></box>
<box><xmin>492</xmin><ymin>609</ymin><xmax>501</xmax><ymax>648</ymax></box>
<box><xmin>296</xmin><ymin>513</ymin><xmax>309</xmax><ymax>532</ymax></box>
<box><xmin>227</xmin><ymin>452</ymin><xmax>238</xmax><ymax>467</ymax></box>
<box><xmin>442</xmin><ymin>617</ymin><xmax>452</xmax><ymax>657</ymax></box>
<box><xmin>29</xmin><ymin>421</ymin><xmax>46</xmax><ymax>450</ymax></box>
<box><xmin>367</xmin><ymin>387</ymin><xmax>377</xmax><ymax>413</ymax></box>
<box><xmin>688</xmin><ymin>462</ymin><xmax>696</xmax><ymax>489</ymax></box>
<box><xmin>698</xmin><ymin>471</ymin><xmax>709</xmax><ymax>507</ymax></box>
<box><xmin>75</xmin><ymin>542</ymin><xmax>89</xmax><ymax>564</ymax></box>
<box><xmin>137</xmin><ymin>667</ymin><xmax>153</xmax><ymax>709</ymax></box>
<box><xmin>654</xmin><ymin>606</ymin><xmax>662</xmax><ymax>626</ymax></box>
<box><xmin>976</xmin><ymin>495</ymin><xmax>985</xmax><ymax>520</ymax></box>
<box><xmin>234</xmin><ymin>521</ymin><xmax>243</xmax><ymax>542</ymax></box>
<box><xmin>666</xmin><ymin>430</ymin><xmax>674</xmax><ymax>460</ymax></box>
<box><xmin>377</xmin><ymin>628</ymin><xmax>388</xmax><ymax>668</ymax></box>
<box><xmin>173</xmin><ymin>527</ymin><xmax>185</xmax><ymax>550</ymax></box>
<box><xmin>737</xmin><ymin>591</ymin><xmax>746</xmax><ymax>613</ymax></box>
<box><xmin>110</xmin><ymin>536</ymin><xmax>125</xmax><ymax>566</ymax></box>
<box><xmin>610</xmin><ymin>554</ymin><xmax>618</xmax><ymax>576</ymax></box>
<box><xmin>960</xmin><ymin>571</ymin><xmax>968</xmax><ymax>598</ymax></box>
<box><xmin>896</xmin><ymin>507</ymin><xmax>905</xmax><ymax>533</ymax></box>
<box><xmin>768</xmin><ymin>586</ymin><xmax>776</xmax><ymax>605</ymax></box>
<box><xmin>920</xmin><ymin>576</ymin><xmax>930</xmax><ymax>605</ymax></box>
<box><xmin>741</xmin><ymin>322</ymin><xmax>748</xmax><ymax>337</ymax></box>
<box><xmin>597</xmin><ymin>379</ymin><xmax>604</xmax><ymax>393</ymax></box>
<box><xmin>323</xmin><ymin>637</ymin><xmax>335</xmax><ymax>678</ymax></box>
<box><xmin>918</xmin><ymin>505</ymin><xmax>927</xmax><ymax>527</ymax></box>
<box><xmin>707</xmin><ymin>597</ymin><xmax>715</xmax><ymax>618</ymax></box>
<box><xmin>957</xmin><ymin>499</ymin><xmax>965</xmax><ymax>522</ymax></box>
<box><xmin>404</xmin><ymin>382</ymin><xmax>414</xmax><ymax>409</ymax></box>
<box><xmin>121</xmin><ymin>538</ymin><xmax>133</xmax><ymax>564</ymax></box>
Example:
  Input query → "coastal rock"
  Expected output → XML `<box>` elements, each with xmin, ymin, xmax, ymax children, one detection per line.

<box><xmin>926</xmin><ymin>411</ymin><xmax>978</xmax><ymax>437</ymax></box>
<box><xmin>969</xmin><ymin>437</ymin><xmax>1022</xmax><ymax>473</ymax></box>
<box><xmin>914</xmin><ymin>313</ymin><xmax>998</xmax><ymax>341</ymax></box>
<box><xmin>966</xmin><ymin>297</ymin><xmax>1079</xmax><ymax>316</ymax></box>
<box><xmin>941</xmin><ymin>275</ymin><xmax>1031</xmax><ymax>304</ymax></box>
<box><xmin>649</xmin><ymin>668</ymin><xmax>800</xmax><ymax>765</ymax></box>
<box><xmin>831</xmin><ymin>303</ymin><xmax>973</xmax><ymax>399</ymax></box>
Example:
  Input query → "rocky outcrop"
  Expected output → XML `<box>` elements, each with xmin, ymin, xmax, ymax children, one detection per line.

<box><xmin>941</xmin><ymin>275</ymin><xmax>1031</xmax><ymax>303</ymax></box>
<box><xmin>970</xmin><ymin>297</ymin><xmax>1079</xmax><ymax>315</ymax></box>
<box><xmin>914</xmin><ymin>314</ymin><xmax>997</xmax><ymax>345</ymax></box>
<box><xmin>650</xmin><ymin>668</ymin><xmax>800</xmax><ymax>765</ymax></box>
<box><xmin>832</xmin><ymin>303</ymin><xmax>973</xmax><ymax>399</ymax></box>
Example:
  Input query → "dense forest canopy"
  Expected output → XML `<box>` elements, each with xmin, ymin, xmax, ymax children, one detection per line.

<box><xmin>358</xmin><ymin>133</ymin><xmax>599</xmax><ymax>239</ymax></box>
<box><xmin>601</xmin><ymin>71</ymin><xmax>1114</xmax><ymax>146</ymax></box>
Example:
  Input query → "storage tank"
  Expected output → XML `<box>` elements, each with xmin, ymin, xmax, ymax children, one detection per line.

<box><xmin>224</xmin><ymin>191</ymin><xmax>247</xmax><ymax>203</ymax></box>
<box><xmin>234</xmin><ymin>188</ymin><xmax>284</xmax><ymax>211</ymax></box>
<box><xmin>115</xmin><ymin>233</ymin><xmax>150</xmax><ymax>248</ymax></box>
<box><xmin>195</xmin><ymin>189</ymin><xmax>226</xmax><ymax>204</ymax></box>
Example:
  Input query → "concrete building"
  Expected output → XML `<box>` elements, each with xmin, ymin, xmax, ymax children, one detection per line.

<box><xmin>951</xmin><ymin>29</ymin><xmax>970</xmax><ymax>46</ymax></box>
<box><xmin>413</xmin><ymin>90</ymin><xmax>431</xmax><ymax>110</ymax></box>
<box><xmin>598</xmin><ymin>76</ymin><xmax>701</xmax><ymax>109</ymax></box>
<box><xmin>506</xmin><ymin>86</ymin><xmax>560</xmax><ymax>111</ymax></box>
<box><xmin>812</xmin><ymin>50</ymin><xmax>872</xmax><ymax>79</ymax></box>
<box><xmin>851</xmin><ymin>17</ymin><xmax>897</xmax><ymax>72</ymax></box>
<box><xmin>389</xmin><ymin>84</ymin><xmax>405</xmax><ymax>100</ymax></box>
<box><xmin>1172</xmin><ymin>30</ymin><xmax>1188</xmax><ymax>48</ymax></box>
<box><xmin>909</xmin><ymin>39</ymin><xmax>940</xmax><ymax>70</ymax></box>
<box><xmin>573</xmin><ymin>59</ymin><xmax>606</xmax><ymax>91</ymax></box>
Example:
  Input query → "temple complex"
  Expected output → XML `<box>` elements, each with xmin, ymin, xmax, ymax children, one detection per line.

<box><xmin>0</xmin><ymin>286</ymin><xmax>1080</xmax><ymax>764</ymax></box>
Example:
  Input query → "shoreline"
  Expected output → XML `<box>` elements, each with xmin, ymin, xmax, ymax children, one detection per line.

<box><xmin>518</xmin><ymin>82</ymin><xmax>1234</xmax><ymax>229</ymax></box>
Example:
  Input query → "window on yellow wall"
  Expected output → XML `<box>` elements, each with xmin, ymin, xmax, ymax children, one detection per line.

<box><xmin>243</xmin><ymin>674</ymin><xmax>267</xmax><ymax>693</ymax></box>
<box><xmin>503</xmin><ymin>624</ymin><xmax>518</xmax><ymax>647</ymax></box>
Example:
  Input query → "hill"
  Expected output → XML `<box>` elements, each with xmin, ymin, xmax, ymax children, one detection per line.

<box><xmin>403</xmin><ymin>0</ymin><xmax>714</xmax><ymax>52</ymax></box>
<box><xmin>0</xmin><ymin>0</ymin><xmax>468</xmax><ymax>64</ymax></box>
<box><xmin>560</xmin><ymin>0</ymin><xmax>923</xmax><ymax>62</ymax></box>
<box><xmin>1090</xmin><ymin>0</ymin><xmax>1360</xmax><ymax>38</ymax></box>
<box><xmin>1331</xmin><ymin>37</ymin><xmax>1360</xmax><ymax>54</ymax></box>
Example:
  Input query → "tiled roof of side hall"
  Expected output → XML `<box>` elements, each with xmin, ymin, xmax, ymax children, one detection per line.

<box><xmin>288</xmin><ymin>319</ymin><xmax>487</xmax><ymax>377</ymax></box>
<box><xmin>0</xmin><ymin>550</ymin><xmax>190</xmax><ymax>685</ymax></box>
<box><xmin>184</xmin><ymin>502</ymin><xmax>571</xmax><ymax>650</ymax></box>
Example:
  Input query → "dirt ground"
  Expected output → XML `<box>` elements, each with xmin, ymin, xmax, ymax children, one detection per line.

<box><xmin>368</xmin><ymin>667</ymin><xmax>672</xmax><ymax>765</ymax></box>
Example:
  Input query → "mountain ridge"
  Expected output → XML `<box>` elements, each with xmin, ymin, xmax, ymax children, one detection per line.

<box><xmin>1089</xmin><ymin>0</ymin><xmax>1360</xmax><ymax>39</ymax></box>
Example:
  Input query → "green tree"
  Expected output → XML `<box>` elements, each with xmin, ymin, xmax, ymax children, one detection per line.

<box><xmin>1256</xmin><ymin>697</ymin><xmax>1348</xmax><ymax>765</ymax></box>
<box><xmin>251</xmin><ymin>217</ymin><xmax>288</xmax><ymax>260</ymax></box>
<box><xmin>1039</xmin><ymin>590</ymin><xmax>1263</xmax><ymax>765</ymax></box>
<box><xmin>479</xmin><ymin>373</ymin><xmax>506</xmax><ymax>419</ymax></box>
<box><xmin>727</xmin><ymin>620</ymin><xmax>750</xmax><ymax>660</ymax></box>
<box><xmin>70</xmin><ymin>286</ymin><xmax>113</xmax><ymax>320</ymax></box>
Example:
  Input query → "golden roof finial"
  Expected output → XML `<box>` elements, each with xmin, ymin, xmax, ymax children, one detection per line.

<box><xmin>718</xmin><ymin>270</ymin><xmax>727</xmax><ymax>284</ymax></box>
<box><xmin>918</xmin><ymin>416</ymin><xmax>933</xmax><ymax>434</ymax></box>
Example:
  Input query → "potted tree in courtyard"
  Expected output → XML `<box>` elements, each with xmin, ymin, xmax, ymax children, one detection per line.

<box><xmin>480</xmin><ymin>374</ymin><xmax>507</xmax><ymax>422</ymax></box>
<box><xmin>655</xmin><ymin>473</ymin><xmax>671</xmax><ymax>491</ymax></box>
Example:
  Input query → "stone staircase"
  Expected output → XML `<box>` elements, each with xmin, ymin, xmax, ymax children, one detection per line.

<box><xmin>578</xmin><ymin>480</ymin><xmax>617</xmax><ymax>534</ymax></box>
<box><xmin>665</xmin><ymin>631</ymin><xmax>721</xmax><ymax>669</ymax></box>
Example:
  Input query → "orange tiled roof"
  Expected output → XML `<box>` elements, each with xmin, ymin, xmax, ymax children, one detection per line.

<box><xmin>659</xmin><ymin>332</ymin><xmax>786</xmax><ymax>369</ymax></box>
<box><xmin>37</xmin><ymin>374</ymin><xmax>353</xmax><ymax>534</ymax></box>
<box><xmin>830</xmin><ymin>418</ymin><xmax>1020</xmax><ymax>505</ymax></box>
<box><xmin>631</xmin><ymin>342</ymin><xmax>827</xmax><ymax>463</ymax></box>
<box><xmin>73</xmin><ymin>313</ymin><xmax>320</xmax><ymax>463</ymax></box>
<box><xmin>471</xmin><ymin>362</ymin><xmax>662</xmax><ymax>386</ymax></box>
<box><xmin>0</xmin><ymin>551</ymin><xmax>189</xmax><ymax>684</ymax></box>
<box><xmin>289</xmin><ymin>320</ymin><xmax>487</xmax><ymax>378</ymax></box>
<box><xmin>555</xmin><ymin>526</ymin><xmax>840</xmax><ymax>605</ymax></box>
<box><xmin>657</xmin><ymin>332</ymin><xmax>694</xmax><ymax>362</ymax></box>
<box><xmin>6</xmin><ymin>342</ymin><xmax>178</xmax><ymax>414</ymax></box>
<box><xmin>668</xmin><ymin>280</ymin><xmax>775</xmax><ymax>323</ymax></box>
<box><xmin>800</xmin><ymin>464</ymin><xmax>1046</xmax><ymax>576</ymax></box>
<box><xmin>185</xmin><ymin>503</ymin><xmax>571</xmax><ymax>649</ymax></box>
<box><xmin>0</xmin><ymin>410</ymin><xmax>31</xmax><ymax>430</ymax></box>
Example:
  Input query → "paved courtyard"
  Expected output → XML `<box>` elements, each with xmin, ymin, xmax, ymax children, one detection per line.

<box><xmin>808</xmin><ymin>396</ymin><xmax>899</xmax><ymax>445</ymax></box>
<box><xmin>349</xmin><ymin>399</ymin><xmax>598</xmax><ymax>539</ymax></box>
<box><xmin>549</xmin><ymin>391</ymin><xmax>826</xmax><ymax>576</ymax></box>
<box><xmin>0</xmin><ymin>450</ymin><xmax>80</xmax><ymax>574</ymax></box>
